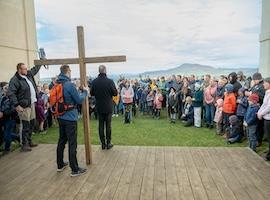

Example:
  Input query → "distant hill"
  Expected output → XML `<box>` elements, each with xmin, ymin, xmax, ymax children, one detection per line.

<box><xmin>40</xmin><ymin>63</ymin><xmax>258</xmax><ymax>82</ymax></box>
<box><xmin>134</xmin><ymin>63</ymin><xmax>258</xmax><ymax>79</ymax></box>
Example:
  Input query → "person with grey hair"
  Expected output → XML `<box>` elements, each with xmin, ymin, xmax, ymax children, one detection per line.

<box><xmin>91</xmin><ymin>65</ymin><xmax>117</xmax><ymax>150</ymax></box>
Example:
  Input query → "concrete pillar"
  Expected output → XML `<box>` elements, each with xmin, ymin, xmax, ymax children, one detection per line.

<box><xmin>259</xmin><ymin>0</ymin><xmax>270</xmax><ymax>78</ymax></box>
<box><xmin>0</xmin><ymin>0</ymin><xmax>38</xmax><ymax>82</ymax></box>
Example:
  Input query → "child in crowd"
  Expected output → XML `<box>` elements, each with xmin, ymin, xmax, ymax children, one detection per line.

<box><xmin>216</xmin><ymin>78</ymin><xmax>226</xmax><ymax>100</ymax></box>
<box><xmin>146</xmin><ymin>90</ymin><xmax>154</xmax><ymax>116</ymax></box>
<box><xmin>113</xmin><ymin>89</ymin><xmax>120</xmax><ymax>117</ymax></box>
<box><xmin>214</xmin><ymin>99</ymin><xmax>224</xmax><ymax>135</ymax></box>
<box><xmin>257</xmin><ymin>77</ymin><xmax>270</xmax><ymax>160</ymax></box>
<box><xmin>244</xmin><ymin>93</ymin><xmax>260</xmax><ymax>152</ymax></box>
<box><xmin>89</xmin><ymin>95</ymin><xmax>97</xmax><ymax>120</ymax></box>
<box><xmin>121</xmin><ymin>81</ymin><xmax>134</xmax><ymax>123</ymax></box>
<box><xmin>36</xmin><ymin>86</ymin><xmax>46</xmax><ymax>134</ymax></box>
<box><xmin>140</xmin><ymin>87</ymin><xmax>149</xmax><ymax>114</ymax></box>
<box><xmin>192</xmin><ymin>82</ymin><xmax>203</xmax><ymax>127</ymax></box>
<box><xmin>168</xmin><ymin>87</ymin><xmax>178</xmax><ymax>123</ymax></box>
<box><xmin>42</xmin><ymin>88</ymin><xmax>50</xmax><ymax>131</ymax></box>
<box><xmin>227</xmin><ymin>115</ymin><xmax>242</xmax><ymax>144</ymax></box>
<box><xmin>153</xmin><ymin>89</ymin><xmax>163</xmax><ymax>119</ymax></box>
<box><xmin>181</xmin><ymin>96</ymin><xmax>194</xmax><ymax>127</ymax></box>
<box><xmin>223</xmin><ymin>84</ymin><xmax>237</xmax><ymax>137</ymax></box>
<box><xmin>0</xmin><ymin>84</ymin><xmax>20</xmax><ymax>153</ymax></box>
<box><xmin>236</xmin><ymin>88</ymin><xmax>248</xmax><ymax>138</ymax></box>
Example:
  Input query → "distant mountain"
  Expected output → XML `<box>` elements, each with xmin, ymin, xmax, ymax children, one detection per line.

<box><xmin>123</xmin><ymin>63</ymin><xmax>258</xmax><ymax>79</ymax></box>
<box><xmin>40</xmin><ymin>63</ymin><xmax>258</xmax><ymax>82</ymax></box>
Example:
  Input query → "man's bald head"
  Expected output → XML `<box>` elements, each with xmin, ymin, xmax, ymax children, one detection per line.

<box><xmin>99</xmin><ymin>65</ymin><xmax>107</xmax><ymax>74</ymax></box>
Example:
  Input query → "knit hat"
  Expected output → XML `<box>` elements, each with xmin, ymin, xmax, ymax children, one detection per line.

<box><xmin>252</xmin><ymin>72</ymin><xmax>263</xmax><ymax>81</ymax></box>
<box><xmin>195</xmin><ymin>82</ymin><xmax>201</xmax><ymax>91</ymax></box>
<box><xmin>237</xmin><ymin>71</ymin><xmax>244</xmax><ymax>76</ymax></box>
<box><xmin>225</xmin><ymin>84</ymin><xmax>234</xmax><ymax>93</ymax></box>
<box><xmin>238</xmin><ymin>87</ymin><xmax>246</xmax><ymax>94</ymax></box>
<box><xmin>170</xmin><ymin>87</ymin><xmax>176</xmax><ymax>92</ymax></box>
<box><xmin>248</xmin><ymin>93</ymin><xmax>259</xmax><ymax>103</ymax></box>
<box><xmin>229</xmin><ymin>115</ymin><xmax>238</xmax><ymax>125</ymax></box>
<box><xmin>264</xmin><ymin>77</ymin><xmax>270</xmax><ymax>84</ymax></box>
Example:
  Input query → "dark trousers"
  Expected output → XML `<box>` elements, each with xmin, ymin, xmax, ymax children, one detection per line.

<box><xmin>4</xmin><ymin>120</ymin><xmax>19</xmax><ymax>151</ymax></box>
<box><xmin>256</xmin><ymin>119</ymin><xmax>264</xmax><ymax>144</ymax></box>
<box><xmin>98</xmin><ymin>113</ymin><xmax>112</xmax><ymax>145</ymax></box>
<box><xmin>21</xmin><ymin>119</ymin><xmax>35</xmax><ymax>146</ymax></box>
<box><xmin>264</xmin><ymin>120</ymin><xmax>270</xmax><ymax>160</ymax></box>
<box><xmin>57</xmin><ymin>119</ymin><xmax>78</xmax><ymax>172</ymax></box>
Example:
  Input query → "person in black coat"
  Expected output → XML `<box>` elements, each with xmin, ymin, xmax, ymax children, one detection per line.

<box><xmin>229</xmin><ymin>72</ymin><xmax>242</xmax><ymax>94</ymax></box>
<box><xmin>90</xmin><ymin>65</ymin><xmax>117</xmax><ymax>150</ymax></box>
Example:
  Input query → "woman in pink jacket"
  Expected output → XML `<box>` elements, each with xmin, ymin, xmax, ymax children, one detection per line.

<box><xmin>204</xmin><ymin>79</ymin><xmax>217</xmax><ymax>128</ymax></box>
<box><xmin>120</xmin><ymin>81</ymin><xmax>134</xmax><ymax>123</ymax></box>
<box><xmin>154</xmin><ymin>89</ymin><xmax>164</xmax><ymax>119</ymax></box>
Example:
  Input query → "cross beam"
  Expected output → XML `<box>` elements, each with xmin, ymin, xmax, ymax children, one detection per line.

<box><xmin>34</xmin><ymin>26</ymin><xmax>126</xmax><ymax>165</ymax></box>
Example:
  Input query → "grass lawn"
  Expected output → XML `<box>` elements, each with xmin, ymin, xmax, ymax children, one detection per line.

<box><xmin>32</xmin><ymin>110</ymin><xmax>268</xmax><ymax>156</ymax></box>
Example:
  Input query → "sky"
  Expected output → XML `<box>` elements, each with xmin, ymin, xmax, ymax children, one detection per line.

<box><xmin>35</xmin><ymin>0</ymin><xmax>262</xmax><ymax>78</ymax></box>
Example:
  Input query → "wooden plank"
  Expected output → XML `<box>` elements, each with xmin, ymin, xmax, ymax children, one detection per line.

<box><xmin>189</xmin><ymin>148</ymin><xmax>222</xmax><ymax>200</ymax></box>
<box><xmin>140</xmin><ymin>147</ymin><xmax>156</xmax><ymax>200</ymax></box>
<box><xmin>84</xmin><ymin>55</ymin><xmax>126</xmax><ymax>63</ymax></box>
<box><xmin>153</xmin><ymin>147</ymin><xmax>167</xmax><ymax>200</ymax></box>
<box><xmin>77</xmin><ymin>26</ymin><xmax>92</xmax><ymax>165</ymax></box>
<box><xmin>34</xmin><ymin>58</ymin><xmax>79</xmax><ymax>65</ymax></box>
<box><xmin>198</xmin><ymin>148</ymin><xmax>237</xmax><ymax>200</ymax></box>
<box><xmin>75</xmin><ymin>147</ymin><xmax>123</xmax><ymax>200</ymax></box>
<box><xmin>173</xmin><ymin>148</ymin><xmax>194</xmax><ymax>200</ymax></box>
<box><xmin>238</xmin><ymin>148</ymin><xmax>270</xmax><ymax>185</ymax></box>
<box><xmin>33</xmin><ymin>55</ymin><xmax>126</xmax><ymax>66</ymax></box>
<box><xmin>223</xmin><ymin>148</ymin><xmax>266</xmax><ymax>200</ymax></box>
<box><xmin>208</xmin><ymin>148</ymin><xmax>251</xmax><ymax>200</ymax></box>
<box><xmin>0</xmin><ymin>144</ymin><xmax>49</xmax><ymax>185</ymax></box>
<box><xmin>112</xmin><ymin>147</ymin><xmax>140</xmax><ymax>200</ymax></box>
<box><xmin>0</xmin><ymin>145</ymin><xmax>52</xmax><ymax>190</ymax></box>
<box><xmin>1</xmin><ymin>146</ymin><xmax>56</xmax><ymax>200</ymax></box>
<box><xmin>86</xmin><ymin>147</ymin><xmax>125</xmax><ymax>200</ymax></box>
<box><xmin>182</xmin><ymin>148</ymin><xmax>209</xmax><ymax>200</ymax></box>
<box><xmin>99</xmin><ymin>147</ymin><xmax>133</xmax><ymax>200</ymax></box>
<box><xmin>126</xmin><ymin>147</ymin><xmax>148</xmax><ymax>200</ymax></box>
<box><xmin>229</xmin><ymin>148</ymin><xmax>270</xmax><ymax>198</ymax></box>
<box><xmin>28</xmin><ymin>146</ymin><xmax>99</xmax><ymax>200</ymax></box>
<box><xmin>47</xmin><ymin>146</ymin><xmax>95</xmax><ymax>200</ymax></box>
<box><xmin>164</xmin><ymin>147</ymin><xmax>180</xmax><ymax>200</ymax></box>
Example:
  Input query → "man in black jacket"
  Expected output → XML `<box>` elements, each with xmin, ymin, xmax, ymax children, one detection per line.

<box><xmin>8</xmin><ymin>63</ymin><xmax>41</xmax><ymax>151</ymax></box>
<box><xmin>91</xmin><ymin>65</ymin><xmax>117</xmax><ymax>150</ymax></box>
<box><xmin>229</xmin><ymin>72</ymin><xmax>242</xmax><ymax>94</ymax></box>
<box><xmin>249</xmin><ymin>72</ymin><xmax>265</xmax><ymax>147</ymax></box>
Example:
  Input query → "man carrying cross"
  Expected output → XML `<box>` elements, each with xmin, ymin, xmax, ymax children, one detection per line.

<box><xmin>56</xmin><ymin>64</ymin><xmax>88</xmax><ymax>177</ymax></box>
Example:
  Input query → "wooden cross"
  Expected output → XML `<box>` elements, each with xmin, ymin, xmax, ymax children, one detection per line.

<box><xmin>34</xmin><ymin>26</ymin><xmax>126</xmax><ymax>165</ymax></box>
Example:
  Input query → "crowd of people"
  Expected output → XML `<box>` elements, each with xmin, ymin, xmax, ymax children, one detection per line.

<box><xmin>1</xmin><ymin>66</ymin><xmax>270</xmax><ymax>162</ymax></box>
<box><xmin>88</xmin><ymin>71</ymin><xmax>270</xmax><ymax>159</ymax></box>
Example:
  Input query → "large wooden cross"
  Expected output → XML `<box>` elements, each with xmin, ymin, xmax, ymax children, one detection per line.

<box><xmin>34</xmin><ymin>26</ymin><xmax>126</xmax><ymax>165</ymax></box>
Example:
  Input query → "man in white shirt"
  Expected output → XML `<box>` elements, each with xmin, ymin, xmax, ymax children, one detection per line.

<box><xmin>9</xmin><ymin>63</ymin><xmax>42</xmax><ymax>151</ymax></box>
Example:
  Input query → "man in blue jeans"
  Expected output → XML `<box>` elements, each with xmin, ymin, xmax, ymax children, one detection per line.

<box><xmin>56</xmin><ymin>65</ymin><xmax>88</xmax><ymax>177</ymax></box>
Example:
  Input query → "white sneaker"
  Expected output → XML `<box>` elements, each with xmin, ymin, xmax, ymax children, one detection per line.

<box><xmin>112</xmin><ymin>114</ymin><xmax>116</xmax><ymax>117</ymax></box>
<box><xmin>116</xmin><ymin>114</ymin><xmax>119</xmax><ymax>117</ymax></box>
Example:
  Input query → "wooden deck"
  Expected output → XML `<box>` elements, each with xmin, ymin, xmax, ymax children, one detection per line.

<box><xmin>0</xmin><ymin>144</ymin><xmax>270</xmax><ymax>200</ymax></box>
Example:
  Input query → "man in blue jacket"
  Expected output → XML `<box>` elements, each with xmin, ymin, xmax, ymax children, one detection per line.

<box><xmin>56</xmin><ymin>65</ymin><xmax>88</xmax><ymax>177</ymax></box>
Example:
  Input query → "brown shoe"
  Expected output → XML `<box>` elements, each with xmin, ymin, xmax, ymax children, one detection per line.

<box><xmin>29</xmin><ymin>143</ymin><xmax>38</xmax><ymax>148</ymax></box>
<box><xmin>21</xmin><ymin>145</ymin><xmax>32</xmax><ymax>152</ymax></box>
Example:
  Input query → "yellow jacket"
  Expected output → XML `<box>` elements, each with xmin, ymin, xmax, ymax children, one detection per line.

<box><xmin>113</xmin><ymin>94</ymin><xmax>120</xmax><ymax>104</ymax></box>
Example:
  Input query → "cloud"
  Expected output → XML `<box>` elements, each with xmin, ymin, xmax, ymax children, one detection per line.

<box><xmin>35</xmin><ymin>0</ymin><xmax>261</xmax><ymax>78</ymax></box>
